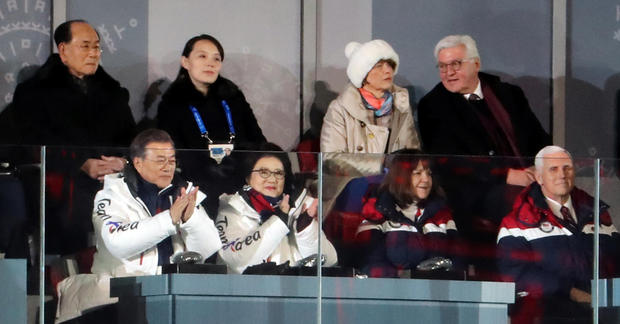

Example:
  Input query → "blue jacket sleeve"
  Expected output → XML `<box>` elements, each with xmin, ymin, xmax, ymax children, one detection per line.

<box><xmin>497</xmin><ymin>234</ymin><xmax>572</xmax><ymax>297</ymax></box>
<box><xmin>356</xmin><ymin>227</ymin><xmax>398</xmax><ymax>278</ymax></box>
<box><xmin>385</xmin><ymin>230</ymin><xmax>427</xmax><ymax>270</ymax></box>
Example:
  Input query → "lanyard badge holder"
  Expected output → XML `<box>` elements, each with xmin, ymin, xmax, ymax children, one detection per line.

<box><xmin>189</xmin><ymin>100</ymin><xmax>236</xmax><ymax>163</ymax></box>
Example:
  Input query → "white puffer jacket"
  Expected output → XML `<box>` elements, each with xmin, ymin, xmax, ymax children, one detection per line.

<box><xmin>216</xmin><ymin>189</ymin><xmax>338</xmax><ymax>274</ymax></box>
<box><xmin>55</xmin><ymin>172</ymin><xmax>222</xmax><ymax>323</ymax></box>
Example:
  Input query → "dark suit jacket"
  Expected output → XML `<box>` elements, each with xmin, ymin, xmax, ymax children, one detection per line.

<box><xmin>417</xmin><ymin>72</ymin><xmax>552</xmax><ymax>236</ymax></box>
<box><xmin>11</xmin><ymin>54</ymin><xmax>136</xmax><ymax>254</ymax></box>
<box><xmin>418</xmin><ymin>72</ymin><xmax>551</xmax><ymax>158</ymax></box>
<box><xmin>12</xmin><ymin>54</ymin><xmax>135</xmax><ymax>151</ymax></box>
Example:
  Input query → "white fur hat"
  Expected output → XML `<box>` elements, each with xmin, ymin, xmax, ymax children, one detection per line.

<box><xmin>345</xmin><ymin>39</ymin><xmax>399</xmax><ymax>88</ymax></box>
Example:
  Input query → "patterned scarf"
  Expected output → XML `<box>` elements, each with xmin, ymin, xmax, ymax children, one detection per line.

<box><xmin>359</xmin><ymin>87</ymin><xmax>393</xmax><ymax>117</ymax></box>
<box><xmin>243</xmin><ymin>186</ymin><xmax>282</xmax><ymax>221</ymax></box>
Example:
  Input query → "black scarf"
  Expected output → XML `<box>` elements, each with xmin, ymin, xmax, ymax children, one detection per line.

<box><xmin>136</xmin><ymin>175</ymin><xmax>175</xmax><ymax>265</ymax></box>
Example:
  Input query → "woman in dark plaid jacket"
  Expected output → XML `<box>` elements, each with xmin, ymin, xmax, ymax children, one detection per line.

<box><xmin>355</xmin><ymin>149</ymin><xmax>458</xmax><ymax>277</ymax></box>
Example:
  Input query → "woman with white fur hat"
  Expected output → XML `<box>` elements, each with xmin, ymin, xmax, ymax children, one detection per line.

<box><xmin>320</xmin><ymin>39</ymin><xmax>420</xmax><ymax>153</ymax></box>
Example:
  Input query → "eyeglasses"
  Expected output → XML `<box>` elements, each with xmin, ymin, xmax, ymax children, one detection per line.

<box><xmin>436</xmin><ymin>58</ymin><xmax>475</xmax><ymax>73</ymax></box>
<box><xmin>144</xmin><ymin>156</ymin><xmax>176</xmax><ymax>167</ymax></box>
<box><xmin>75</xmin><ymin>43</ymin><xmax>103</xmax><ymax>54</ymax></box>
<box><xmin>252</xmin><ymin>168</ymin><xmax>285</xmax><ymax>180</ymax></box>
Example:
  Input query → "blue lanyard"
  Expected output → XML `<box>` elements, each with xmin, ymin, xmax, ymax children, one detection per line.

<box><xmin>189</xmin><ymin>105</ymin><xmax>212</xmax><ymax>143</ymax></box>
<box><xmin>220</xmin><ymin>100</ymin><xmax>236</xmax><ymax>136</ymax></box>
<box><xmin>189</xmin><ymin>100</ymin><xmax>236</xmax><ymax>144</ymax></box>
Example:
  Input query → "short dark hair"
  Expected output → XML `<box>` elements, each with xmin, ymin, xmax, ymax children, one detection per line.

<box><xmin>380</xmin><ymin>149</ymin><xmax>440</xmax><ymax>208</ymax></box>
<box><xmin>53</xmin><ymin>19</ymin><xmax>89</xmax><ymax>46</ymax></box>
<box><xmin>239</xmin><ymin>142</ymin><xmax>294</xmax><ymax>194</ymax></box>
<box><xmin>174</xmin><ymin>34</ymin><xmax>225</xmax><ymax>82</ymax></box>
<box><xmin>129</xmin><ymin>129</ymin><xmax>174</xmax><ymax>160</ymax></box>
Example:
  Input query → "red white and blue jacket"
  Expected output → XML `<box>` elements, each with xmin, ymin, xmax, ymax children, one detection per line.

<box><xmin>497</xmin><ymin>183</ymin><xmax>620</xmax><ymax>300</ymax></box>
<box><xmin>355</xmin><ymin>190</ymin><xmax>457</xmax><ymax>277</ymax></box>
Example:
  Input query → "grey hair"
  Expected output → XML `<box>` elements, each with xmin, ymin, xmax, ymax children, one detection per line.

<box><xmin>434</xmin><ymin>35</ymin><xmax>480</xmax><ymax>61</ymax></box>
<box><xmin>534</xmin><ymin>145</ymin><xmax>573</xmax><ymax>172</ymax></box>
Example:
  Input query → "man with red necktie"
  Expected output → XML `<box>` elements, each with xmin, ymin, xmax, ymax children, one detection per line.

<box><xmin>497</xmin><ymin>145</ymin><xmax>620</xmax><ymax>323</ymax></box>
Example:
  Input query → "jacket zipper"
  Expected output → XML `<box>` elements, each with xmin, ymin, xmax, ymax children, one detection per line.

<box><xmin>133</xmin><ymin>195</ymin><xmax>154</xmax><ymax>266</ymax></box>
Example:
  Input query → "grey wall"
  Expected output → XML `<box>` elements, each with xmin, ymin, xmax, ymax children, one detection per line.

<box><xmin>148</xmin><ymin>0</ymin><xmax>301</xmax><ymax>150</ymax></box>
<box><xmin>309</xmin><ymin>0</ymin><xmax>372</xmax><ymax>138</ymax></box>
<box><xmin>567</xmin><ymin>1</ymin><xmax>620</xmax><ymax>160</ymax></box>
<box><xmin>0</xmin><ymin>0</ymin><xmax>51</xmax><ymax>110</ymax></box>
<box><xmin>370</xmin><ymin>1</ymin><xmax>552</xmax><ymax>135</ymax></box>
<box><xmin>9</xmin><ymin>0</ymin><xmax>619</xmax><ymax>161</ymax></box>
<box><xmin>62</xmin><ymin>0</ymin><xmax>301</xmax><ymax>150</ymax></box>
<box><xmin>66</xmin><ymin>0</ymin><xmax>148</xmax><ymax>124</ymax></box>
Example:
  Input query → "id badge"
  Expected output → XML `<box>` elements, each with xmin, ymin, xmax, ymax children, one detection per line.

<box><xmin>208</xmin><ymin>143</ymin><xmax>234</xmax><ymax>163</ymax></box>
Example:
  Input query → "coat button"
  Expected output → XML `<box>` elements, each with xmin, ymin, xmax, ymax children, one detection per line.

<box><xmin>368</xmin><ymin>133</ymin><xmax>374</xmax><ymax>139</ymax></box>
<box><xmin>360</xmin><ymin>122</ymin><xmax>366</xmax><ymax>128</ymax></box>
<box><xmin>356</xmin><ymin>146</ymin><xmax>363</xmax><ymax>151</ymax></box>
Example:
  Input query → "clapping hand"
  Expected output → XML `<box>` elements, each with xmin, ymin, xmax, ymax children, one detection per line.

<box><xmin>182</xmin><ymin>186</ymin><xmax>199</xmax><ymax>223</ymax></box>
<box><xmin>278</xmin><ymin>194</ymin><xmax>291</xmax><ymax>214</ymax></box>
<box><xmin>169</xmin><ymin>186</ymin><xmax>199</xmax><ymax>224</ymax></box>
<box><xmin>301</xmin><ymin>198</ymin><xmax>318</xmax><ymax>219</ymax></box>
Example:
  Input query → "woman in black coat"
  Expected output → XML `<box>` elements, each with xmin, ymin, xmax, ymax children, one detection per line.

<box><xmin>157</xmin><ymin>34</ymin><xmax>267</xmax><ymax>217</ymax></box>
<box><xmin>157</xmin><ymin>34</ymin><xmax>266</xmax><ymax>150</ymax></box>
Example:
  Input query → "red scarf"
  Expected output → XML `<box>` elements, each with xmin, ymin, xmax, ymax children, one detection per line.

<box><xmin>359</xmin><ymin>87</ymin><xmax>386</xmax><ymax>109</ymax></box>
<box><xmin>246</xmin><ymin>188</ymin><xmax>281</xmax><ymax>219</ymax></box>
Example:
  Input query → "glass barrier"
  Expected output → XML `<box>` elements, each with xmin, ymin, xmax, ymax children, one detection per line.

<box><xmin>320</xmin><ymin>152</ymin><xmax>602</xmax><ymax>324</ymax></box>
<box><xmin>42</xmin><ymin>145</ymin><xmax>130</xmax><ymax>324</ymax></box>
<box><xmin>0</xmin><ymin>145</ymin><xmax>43</xmax><ymax>324</ymax></box>
<box><xmin>44</xmin><ymin>146</ymin><xmax>320</xmax><ymax>324</ymax></box>
<box><xmin>594</xmin><ymin>158</ymin><xmax>620</xmax><ymax>323</ymax></box>
<box><xmin>18</xmin><ymin>145</ymin><xmax>616</xmax><ymax>323</ymax></box>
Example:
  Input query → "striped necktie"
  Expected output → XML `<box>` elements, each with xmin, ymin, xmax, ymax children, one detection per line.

<box><xmin>560</xmin><ymin>206</ymin><xmax>577</xmax><ymax>229</ymax></box>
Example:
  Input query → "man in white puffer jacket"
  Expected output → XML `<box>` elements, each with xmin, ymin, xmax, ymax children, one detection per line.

<box><xmin>55</xmin><ymin>129</ymin><xmax>222</xmax><ymax>323</ymax></box>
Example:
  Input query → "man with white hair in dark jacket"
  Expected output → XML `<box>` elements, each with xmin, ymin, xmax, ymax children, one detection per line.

<box><xmin>497</xmin><ymin>145</ymin><xmax>620</xmax><ymax>323</ymax></box>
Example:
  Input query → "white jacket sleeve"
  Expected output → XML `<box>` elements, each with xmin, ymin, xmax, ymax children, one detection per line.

<box><xmin>92</xmin><ymin>190</ymin><xmax>177</xmax><ymax>260</ymax></box>
<box><xmin>294</xmin><ymin>218</ymin><xmax>338</xmax><ymax>267</ymax></box>
<box><xmin>320</xmin><ymin>99</ymin><xmax>348</xmax><ymax>153</ymax></box>
<box><xmin>216</xmin><ymin>198</ymin><xmax>290</xmax><ymax>274</ymax></box>
<box><xmin>178</xmin><ymin>205</ymin><xmax>222</xmax><ymax>262</ymax></box>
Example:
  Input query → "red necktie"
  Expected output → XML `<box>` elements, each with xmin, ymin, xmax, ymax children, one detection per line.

<box><xmin>560</xmin><ymin>206</ymin><xmax>576</xmax><ymax>228</ymax></box>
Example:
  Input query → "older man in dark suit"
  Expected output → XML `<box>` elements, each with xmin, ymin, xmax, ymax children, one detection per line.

<box><xmin>11</xmin><ymin>20</ymin><xmax>135</xmax><ymax>254</ymax></box>
<box><xmin>417</xmin><ymin>35</ymin><xmax>551</xmax><ymax>276</ymax></box>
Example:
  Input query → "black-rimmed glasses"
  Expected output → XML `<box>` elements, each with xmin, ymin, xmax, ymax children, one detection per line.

<box><xmin>436</xmin><ymin>58</ymin><xmax>475</xmax><ymax>73</ymax></box>
<box><xmin>252</xmin><ymin>168</ymin><xmax>285</xmax><ymax>180</ymax></box>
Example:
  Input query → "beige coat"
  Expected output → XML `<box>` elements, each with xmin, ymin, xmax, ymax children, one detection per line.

<box><xmin>320</xmin><ymin>83</ymin><xmax>421</xmax><ymax>153</ymax></box>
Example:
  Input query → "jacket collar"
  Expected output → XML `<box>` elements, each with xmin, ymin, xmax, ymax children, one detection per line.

<box><xmin>162</xmin><ymin>75</ymin><xmax>238</xmax><ymax>104</ymax></box>
<box><xmin>373</xmin><ymin>190</ymin><xmax>444</xmax><ymax>225</ymax></box>
<box><xmin>434</xmin><ymin>71</ymin><xmax>499</xmax><ymax>99</ymax></box>
<box><xmin>122</xmin><ymin>164</ymin><xmax>181</xmax><ymax>199</ymax></box>
<box><xmin>517</xmin><ymin>182</ymin><xmax>609</xmax><ymax>225</ymax></box>
<box><xmin>30</xmin><ymin>53</ymin><xmax>119</xmax><ymax>90</ymax></box>
<box><xmin>338</xmin><ymin>82</ymin><xmax>410</xmax><ymax>123</ymax></box>
<box><xmin>224</xmin><ymin>191</ymin><xmax>262</xmax><ymax>221</ymax></box>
